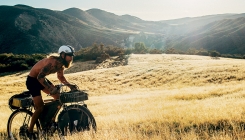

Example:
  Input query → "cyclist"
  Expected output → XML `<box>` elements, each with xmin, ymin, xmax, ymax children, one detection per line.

<box><xmin>25</xmin><ymin>45</ymin><xmax>76</xmax><ymax>139</ymax></box>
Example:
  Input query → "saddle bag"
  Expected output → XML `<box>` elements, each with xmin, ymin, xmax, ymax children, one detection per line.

<box><xmin>8</xmin><ymin>91</ymin><xmax>32</xmax><ymax>110</ymax></box>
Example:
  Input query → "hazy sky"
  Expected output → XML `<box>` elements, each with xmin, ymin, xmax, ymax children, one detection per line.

<box><xmin>1</xmin><ymin>0</ymin><xmax>245</xmax><ymax>21</ymax></box>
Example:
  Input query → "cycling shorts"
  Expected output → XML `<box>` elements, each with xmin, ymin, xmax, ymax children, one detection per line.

<box><xmin>26</xmin><ymin>75</ymin><xmax>52</xmax><ymax>97</ymax></box>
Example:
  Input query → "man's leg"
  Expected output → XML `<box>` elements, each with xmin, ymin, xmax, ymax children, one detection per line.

<box><xmin>42</xmin><ymin>79</ymin><xmax>60</xmax><ymax>100</ymax></box>
<box><xmin>42</xmin><ymin>88</ymin><xmax>60</xmax><ymax>100</ymax></box>
<box><xmin>28</xmin><ymin>96</ymin><xmax>44</xmax><ymax>133</ymax></box>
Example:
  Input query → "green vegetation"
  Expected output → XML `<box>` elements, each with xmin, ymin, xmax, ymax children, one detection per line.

<box><xmin>1</xmin><ymin>42</ymin><xmax>245</xmax><ymax>74</ymax></box>
<box><xmin>75</xmin><ymin>42</ymin><xmax>163</xmax><ymax>58</ymax></box>
<box><xmin>0</xmin><ymin>43</ymin><xmax>160</xmax><ymax>74</ymax></box>
<box><xmin>134</xmin><ymin>42</ymin><xmax>148</xmax><ymax>54</ymax></box>
<box><xmin>0</xmin><ymin>53</ymin><xmax>46</xmax><ymax>73</ymax></box>
<box><xmin>209</xmin><ymin>50</ymin><xmax>221</xmax><ymax>58</ymax></box>
<box><xmin>75</xmin><ymin>43</ymin><xmax>125</xmax><ymax>61</ymax></box>
<box><xmin>124</xmin><ymin>42</ymin><xmax>163</xmax><ymax>54</ymax></box>
<box><xmin>164</xmin><ymin>47</ymin><xmax>245</xmax><ymax>59</ymax></box>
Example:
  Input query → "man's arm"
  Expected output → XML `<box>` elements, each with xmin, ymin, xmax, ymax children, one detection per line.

<box><xmin>57</xmin><ymin>69</ymin><xmax>76</xmax><ymax>90</ymax></box>
<box><xmin>57</xmin><ymin>68</ymin><xmax>69</xmax><ymax>84</ymax></box>
<box><xmin>37</xmin><ymin>63</ymin><xmax>55</xmax><ymax>93</ymax></box>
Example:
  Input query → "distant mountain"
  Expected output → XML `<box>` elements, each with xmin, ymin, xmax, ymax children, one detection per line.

<box><xmin>1</xmin><ymin>4</ymin><xmax>245</xmax><ymax>55</ymax></box>
<box><xmin>0</xmin><ymin>5</ymin><xmax>129</xmax><ymax>54</ymax></box>
<box><xmin>160</xmin><ymin>13</ymin><xmax>245</xmax><ymax>35</ymax></box>
<box><xmin>86</xmin><ymin>8</ymin><xmax>130</xmax><ymax>29</ymax></box>
<box><xmin>62</xmin><ymin>8</ymin><xmax>102</xmax><ymax>27</ymax></box>
<box><xmin>166</xmin><ymin>17</ymin><xmax>245</xmax><ymax>54</ymax></box>
<box><xmin>120</xmin><ymin>14</ymin><xmax>144</xmax><ymax>23</ymax></box>
<box><xmin>64</xmin><ymin>8</ymin><xmax>162</xmax><ymax>32</ymax></box>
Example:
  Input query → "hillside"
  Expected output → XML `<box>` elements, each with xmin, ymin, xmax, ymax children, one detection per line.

<box><xmin>0</xmin><ymin>5</ymin><xmax>130</xmax><ymax>54</ymax></box>
<box><xmin>160</xmin><ymin>13</ymin><xmax>245</xmax><ymax>35</ymax></box>
<box><xmin>166</xmin><ymin>17</ymin><xmax>245</xmax><ymax>54</ymax></box>
<box><xmin>62</xmin><ymin>8</ymin><xmax>103</xmax><ymax>27</ymax></box>
<box><xmin>1</xmin><ymin>54</ymin><xmax>245</xmax><ymax>139</ymax></box>
<box><xmin>1</xmin><ymin>4</ymin><xmax>245</xmax><ymax>55</ymax></box>
<box><xmin>1</xmin><ymin>54</ymin><xmax>244</xmax><ymax>95</ymax></box>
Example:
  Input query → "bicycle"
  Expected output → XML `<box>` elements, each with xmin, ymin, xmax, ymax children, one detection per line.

<box><xmin>7</xmin><ymin>84</ymin><xmax>97</xmax><ymax>140</ymax></box>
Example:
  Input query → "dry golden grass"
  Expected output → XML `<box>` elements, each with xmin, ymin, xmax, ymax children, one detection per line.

<box><xmin>1</xmin><ymin>54</ymin><xmax>245</xmax><ymax>139</ymax></box>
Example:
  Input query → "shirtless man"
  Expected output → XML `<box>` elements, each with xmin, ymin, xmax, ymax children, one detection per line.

<box><xmin>26</xmin><ymin>45</ymin><xmax>76</xmax><ymax>139</ymax></box>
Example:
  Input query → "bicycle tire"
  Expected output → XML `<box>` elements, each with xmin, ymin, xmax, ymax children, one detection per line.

<box><xmin>7</xmin><ymin>109</ymin><xmax>41</xmax><ymax>140</ymax></box>
<box><xmin>58</xmin><ymin>105</ymin><xmax>97</xmax><ymax>136</ymax></box>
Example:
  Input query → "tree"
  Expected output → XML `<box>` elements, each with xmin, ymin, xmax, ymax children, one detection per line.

<box><xmin>134</xmin><ymin>42</ymin><xmax>147</xmax><ymax>54</ymax></box>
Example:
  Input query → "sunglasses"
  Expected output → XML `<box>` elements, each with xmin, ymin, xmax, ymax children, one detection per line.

<box><xmin>66</xmin><ymin>53</ymin><xmax>74</xmax><ymax>56</ymax></box>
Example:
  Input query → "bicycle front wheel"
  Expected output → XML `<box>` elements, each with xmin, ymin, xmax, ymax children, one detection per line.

<box><xmin>7</xmin><ymin>109</ymin><xmax>41</xmax><ymax>140</ymax></box>
<box><xmin>58</xmin><ymin>105</ymin><xmax>97</xmax><ymax>136</ymax></box>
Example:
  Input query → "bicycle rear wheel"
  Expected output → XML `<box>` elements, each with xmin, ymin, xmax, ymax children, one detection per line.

<box><xmin>58</xmin><ymin>105</ymin><xmax>97</xmax><ymax>136</ymax></box>
<box><xmin>7</xmin><ymin>109</ymin><xmax>41</xmax><ymax>140</ymax></box>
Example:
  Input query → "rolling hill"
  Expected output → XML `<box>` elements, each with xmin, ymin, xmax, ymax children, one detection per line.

<box><xmin>1</xmin><ymin>4</ymin><xmax>245</xmax><ymax>55</ymax></box>
<box><xmin>1</xmin><ymin>54</ymin><xmax>245</xmax><ymax>139</ymax></box>
<box><xmin>0</xmin><ymin>5</ymin><xmax>130</xmax><ymax>54</ymax></box>
<box><xmin>166</xmin><ymin>17</ymin><xmax>245</xmax><ymax>54</ymax></box>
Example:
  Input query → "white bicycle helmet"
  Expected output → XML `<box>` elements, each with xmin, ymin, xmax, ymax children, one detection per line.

<box><xmin>58</xmin><ymin>45</ymin><xmax>75</xmax><ymax>56</ymax></box>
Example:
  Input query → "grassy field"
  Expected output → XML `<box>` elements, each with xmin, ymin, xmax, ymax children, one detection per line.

<box><xmin>1</xmin><ymin>54</ymin><xmax>245</xmax><ymax>139</ymax></box>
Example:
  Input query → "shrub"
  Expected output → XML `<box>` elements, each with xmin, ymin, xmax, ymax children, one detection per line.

<box><xmin>0</xmin><ymin>53</ymin><xmax>14</xmax><ymax>64</ymax></box>
<box><xmin>149</xmin><ymin>49</ymin><xmax>163</xmax><ymax>54</ymax></box>
<box><xmin>0</xmin><ymin>53</ymin><xmax>46</xmax><ymax>73</ymax></box>
<box><xmin>124</xmin><ymin>48</ymin><xmax>133</xmax><ymax>55</ymax></box>
<box><xmin>0</xmin><ymin>64</ymin><xmax>10</xmax><ymax>73</ymax></box>
<box><xmin>11</xmin><ymin>60</ymin><xmax>29</xmax><ymax>71</ymax></box>
<box><xmin>209</xmin><ymin>50</ymin><xmax>220</xmax><ymax>57</ymax></box>
<box><xmin>196</xmin><ymin>50</ymin><xmax>209</xmax><ymax>56</ymax></box>
<box><xmin>221</xmin><ymin>54</ymin><xmax>233</xmax><ymax>58</ymax></box>
<box><xmin>75</xmin><ymin>44</ymin><xmax>125</xmax><ymax>61</ymax></box>
<box><xmin>233</xmin><ymin>54</ymin><xmax>243</xmax><ymax>59</ymax></box>
<box><xmin>165</xmin><ymin>48</ymin><xmax>178</xmax><ymax>54</ymax></box>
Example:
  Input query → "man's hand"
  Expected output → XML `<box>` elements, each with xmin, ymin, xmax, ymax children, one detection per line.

<box><xmin>50</xmin><ymin>87</ymin><xmax>59</xmax><ymax>95</ymax></box>
<box><xmin>69</xmin><ymin>84</ymin><xmax>78</xmax><ymax>91</ymax></box>
<box><xmin>62</xmin><ymin>82</ymin><xmax>78</xmax><ymax>91</ymax></box>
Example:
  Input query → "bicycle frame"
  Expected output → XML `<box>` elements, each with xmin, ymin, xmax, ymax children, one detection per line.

<box><xmin>38</xmin><ymin>100</ymin><xmax>89</xmax><ymax>137</ymax></box>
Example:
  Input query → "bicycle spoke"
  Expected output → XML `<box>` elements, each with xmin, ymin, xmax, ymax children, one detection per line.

<box><xmin>7</xmin><ymin>109</ymin><xmax>40</xmax><ymax>140</ymax></box>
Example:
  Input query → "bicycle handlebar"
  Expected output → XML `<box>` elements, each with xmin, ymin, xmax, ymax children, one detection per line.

<box><xmin>48</xmin><ymin>84</ymin><xmax>79</xmax><ymax>96</ymax></box>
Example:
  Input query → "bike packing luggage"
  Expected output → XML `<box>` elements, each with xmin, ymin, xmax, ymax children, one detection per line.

<box><xmin>8</xmin><ymin>91</ymin><xmax>32</xmax><ymax>110</ymax></box>
<box><xmin>38</xmin><ymin>100</ymin><xmax>61</xmax><ymax>129</ymax></box>
<box><xmin>59</xmin><ymin>90</ymin><xmax>88</xmax><ymax>103</ymax></box>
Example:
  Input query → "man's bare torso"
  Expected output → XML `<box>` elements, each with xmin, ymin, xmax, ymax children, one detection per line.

<box><xmin>29</xmin><ymin>57</ymin><xmax>64</xmax><ymax>78</ymax></box>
